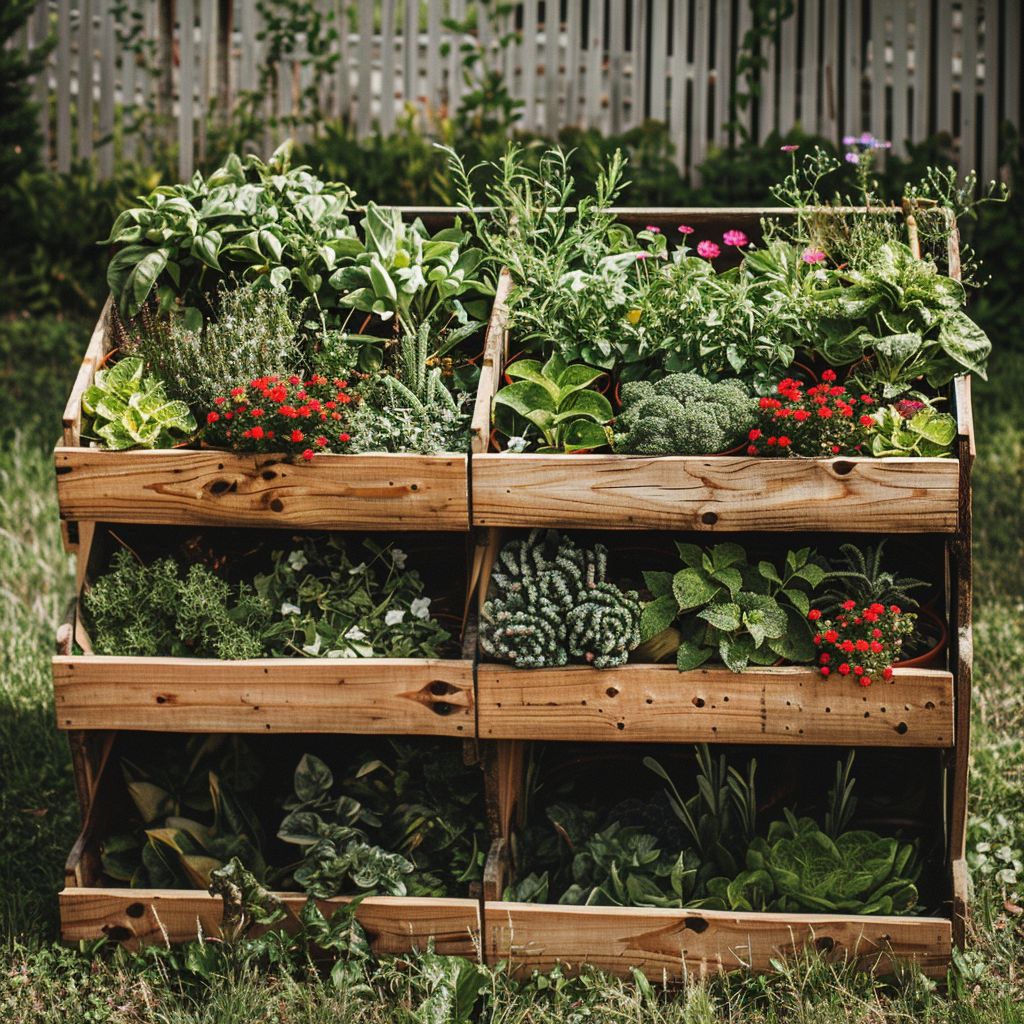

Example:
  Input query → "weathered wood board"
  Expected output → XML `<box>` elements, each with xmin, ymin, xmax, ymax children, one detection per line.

<box><xmin>470</xmin><ymin>454</ymin><xmax>960</xmax><ymax>532</ymax></box>
<box><xmin>60</xmin><ymin>888</ymin><xmax>481</xmax><ymax>956</ymax></box>
<box><xmin>55</xmin><ymin>449</ymin><xmax>470</xmax><ymax>531</ymax></box>
<box><xmin>476</xmin><ymin>665</ymin><xmax>954</xmax><ymax>747</ymax></box>
<box><xmin>484</xmin><ymin>901</ymin><xmax>952</xmax><ymax>979</ymax></box>
<box><xmin>53</xmin><ymin>655</ymin><xmax>474</xmax><ymax>736</ymax></box>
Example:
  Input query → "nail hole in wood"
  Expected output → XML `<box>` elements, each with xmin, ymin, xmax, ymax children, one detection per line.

<box><xmin>832</xmin><ymin>461</ymin><xmax>854</xmax><ymax>476</ymax></box>
<box><xmin>270</xmin><ymin>498</ymin><xmax>284</xmax><ymax>512</ymax></box>
<box><xmin>616</xmin><ymin>722</ymin><xmax>625</xmax><ymax>730</ymax></box>
<box><xmin>815</xmin><ymin>936</ymin><xmax>835</xmax><ymax>952</ymax></box>
<box><xmin>605</xmin><ymin>686</ymin><xmax>618</xmax><ymax>698</ymax></box>
<box><xmin>692</xmin><ymin>697</ymin><xmax>705</xmax><ymax>708</ymax></box>
<box><xmin>432</xmin><ymin>703</ymin><xmax>452</xmax><ymax>716</ymax></box>
<box><xmin>125</xmin><ymin>902</ymin><xmax>145</xmax><ymax>918</ymax></box>
<box><xmin>209</xmin><ymin>480</ymin><xmax>231</xmax><ymax>494</ymax></box>
<box><xmin>262</xmin><ymin>470</ymin><xmax>277</xmax><ymax>480</ymax></box>
<box><xmin>825</xmin><ymin>707</ymin><xmax>831</xmax><ymax>713</ymax></box>
<box><xmin>155</xmin><ymin>694</ymin><xmax>168</xmax><ymax>704</ymax></box>
<box><xmin>430</xmin><ymin>681</ymin><xmax>459</xmax><ymax>696</ymax></box>
<box><xmin>683</xmin><ymin>917</ymin><xmax>709</xmax><ymax>933</ymax></box>
<box><xmin>701</xmin><ymin>512</ymin><xmax>718</xmax><ymax>525</ymax></box>
<box><xmin>410</xmin><ymin>483</ymin><xmax>419</xmax><ymax>491</ymax></box>
<box><xmin>896</xmin><ymin>722</ymin><xmax>908</xmax><ymax>734</ymax></box>
<box><xmin>925</xmin><ymin>701</ymin><xmax>935</xmax><ymax>710</ymax></box>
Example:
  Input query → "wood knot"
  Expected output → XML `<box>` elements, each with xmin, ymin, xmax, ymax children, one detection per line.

<box><xmin>270</xmin><ymin>498</ymin><xmax>285</xmax><ymax>512</ymax></box>
<box><xmin>701</xmin><ymin>511</ymin><xmax>718</xmax><ymax>525</ymax></box>
<box><xmin>832</xmin><ymin>461</ymin><xmax>855</xmax><ymax>476</ymax></box>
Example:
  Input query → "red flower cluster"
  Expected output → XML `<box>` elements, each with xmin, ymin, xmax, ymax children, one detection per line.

<box><xmin>747</xmin><ymin>370</ymin><xmax>875</xmax><ymax>457</ymax></box>
<box><xmin>811</xmin><ymin>601</ymin><xmax>917</xmax><ymax>687</ymax></box>
<box><xmin>203</xmin><ymin>374</ymin><xmax>356</xmax><ymax>461</ymax></box>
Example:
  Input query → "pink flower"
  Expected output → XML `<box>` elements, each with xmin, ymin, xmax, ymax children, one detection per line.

<box><xmin>894</xmin><ymin>399</ymin><xmax>926</xmax><ymax>419</ymax></box>
<box><xmin>645</xmin><ymin>224</ymin><xmax>661</xmax><ymax>233</ymax></box>
<box><xmin>801</xmin><ymin>247</ymin><xmax>826</xmax><ymax>264</ymax></box>
<box><xmin>696</xmin><ymin>240</ymin><xmax>720</xmax><ymax>259</ymax></box>
<box><xmin>780</xmin><ymin>144</ymin><xmax>800</xmax><ymax>152</ymax></box>
<box><xmin>845</xmin><ymin>152</ymin><xmax>860</xmax><ymax>164</ymax></box>
<box><xmin>677</xmin><ymin>224</ymin><xmax>694</xmax><ymax>234</ymax></box>
<box><xmin>723</xmin><ymin>229</ymin><xmax>749</xmax><ymax>247</ymax></box>
<box><xmin>636</xmin><ymin>251</ymin><xmax>651</xmax><ymax>260</ymax></box>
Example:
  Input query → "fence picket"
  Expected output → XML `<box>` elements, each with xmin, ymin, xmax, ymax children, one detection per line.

<box><xmin>18</xmin><ymin>0</ymin><xmax>1022</xmax><ymax>184</ymax></box>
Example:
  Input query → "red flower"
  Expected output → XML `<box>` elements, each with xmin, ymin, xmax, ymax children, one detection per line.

<box><xmin>821</xmin><ymin>370</ymin><xmax>837</xmax><ymax>382</ymax></box>
<box><xmin>290</xmin><ymin>429</ymin><xmax>304</xmax><ymax>443</ymax></box>
<box><xmin>777</xmin><ymin>436</ymin><xmax>791</xmax><ymax>447</ymax></box>
<box><xmin>315</xmin><ymin>435</ymin><xmax>328</xmax><ymax>447</ymax></box>
<box><xmin>838</xmin><ymin>663</ymin><xmax>851</xmax><ymax>675</ymax></box>
<box><xmin>214</xmin><ymin>396</ymin><xmax>226</xmax><ymax>406</ymax></box>
<box><xmin>339</xmin><ymin>432</ymin><xmax>351</xmax><ymax>442</ymax></box>
<box><xmin>749</xmin><ymin>428</ymin><xmax>762</xmax><ymax>440</ymax></box>
<box><xmin>824</xmin><ymin>630</ymin><xmax>839</xmax><ymax>643</ymax></box>
<box><xmin>301</xmin><ymin>448</ymin><xmax>314</xmax><ymax>461</ymax></box>
<box><xmin>859</xmin><ymin>415</ymin><xmax>874</xmax><ymax>427</ymax></box>
<box><xmin>206</xmin><ymin>411</ymin><xmax>220</xmax><ymax>424</ymax></box>
<box><xmin>249</xmin><ymin>425</ymin><xmax>264</xmax><ymax>440</ymax></box>
<box><xmin>842</xmin><ymin>600</ymin><xmax>856</xmax><ymax>611</ymax></box>
<box><xmin>820</xmin><ymin>667</ymin><xmax>831</xmax><ymax>677</ymax></box>
<box><xmin>230</xmin><ymin>387</ymin><xmax>245</xmax><ymax>398</ymax></box>
<box><xmin>808</xmin><ymin>609</ymin><xmax>822</xmax><ymax>621</ymax></box>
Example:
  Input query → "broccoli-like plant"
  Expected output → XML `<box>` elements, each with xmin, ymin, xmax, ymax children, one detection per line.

<box><xmin>613</xmin><ymin>373</ymin><xmax>755</xmax><ymax>455</ymax></box>
<box><xmin>480</xmin><ymin>530</ymin><xmax>642</xmax><ymax>668</ymax></box>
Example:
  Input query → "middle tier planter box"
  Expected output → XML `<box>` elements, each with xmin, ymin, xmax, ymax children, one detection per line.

<box><xmin>53</xmin><ymin>525</ymin><xmax>475</xmax><ymax>737</ymax></box>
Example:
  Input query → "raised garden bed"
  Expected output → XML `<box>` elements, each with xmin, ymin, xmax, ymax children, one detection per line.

<box><xmin>469</xmin><ymin>210</ymin><xmax>971</xmax><ymax>533</ymax></box>
<box><xmin>54</xmin><ymin>524</ymin><xmax>475</xmax><ymax>736</ymax></box>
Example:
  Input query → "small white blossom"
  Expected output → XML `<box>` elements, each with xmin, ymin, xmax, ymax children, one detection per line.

<box><xmin>506</xmin><ymin>436</ymin><xmax>529</xmax><ymax>453</ymax></box>
<box><xmin>390</xmin><ymin>547</ymin><xmax>408</xmax><ymax>569</ymax></box>
<box><xmin>385</xmin><ymin>609</ymin><xmax>406</xmax><ymax>626</ymax></box>
<box><xmin>410</xmin><ymin>597</ymin><xmax>431</xmax><ymax>620</ymax></box>
<box><xmin>287</xmin><ymin>550</ymin><xmax>308</xmax><ymax>571</ymax></box>
<box><xmin>280</xmin><ymin>602</ymin><xmax>301</xmax><ymax>616</ymax></box>
<box><xmin>348</xmin><ymin>561</ymin><xmax>367</xmax><ymax>576</ymax></box>
<box><xmin>345</xmin><ymin>626</ymin><xmax>367</xmax><ymax>641</ymax></box>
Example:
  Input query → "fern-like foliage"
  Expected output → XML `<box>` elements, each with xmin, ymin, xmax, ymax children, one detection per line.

<box><xmin>480</xmin><ymin>530</ymin><xmax>642</xmax><ymax>669</ymax></box>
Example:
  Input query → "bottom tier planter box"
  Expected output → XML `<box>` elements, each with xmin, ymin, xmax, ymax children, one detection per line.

<box><xmin>482</xmin><ymin>897</ymin><xmax>951</xmax><ymax>979</ymax></box>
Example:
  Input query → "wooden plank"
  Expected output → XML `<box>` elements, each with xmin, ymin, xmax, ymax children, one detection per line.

<box><xmin>54</xmin><ymin>449</ymin><xmax>470</xmax><ymax>530</ymax></box>
<box><xmin>520</xmin><ymin>0</ymin><xmax>539</xmax><ymax>130</ymax></box>
<box><xmin>543</xmin><ymin>0</ymin><xmax>560</xmax><ymax>136</ymax></box>
<box><xmin>447</xmin><ymin>0</ymin><xmax>465</xmax><ymax>113</ymax></box>
<box><xmin>935</xmin><ymin>0</ymin><xmax>953</xmax><ymax>135</ymax></box>
<box><xmin>891</xmin><ymin>2</ymin><xmax>908</xmax><ymax>155</ymax></box>
<box><xmin>778</xmin><ymin>0</ymin><xmax>797</xmax><ymax>135</ymax></box>
<box><xmin>648</xmin><ymin>0</ymin><xmax>669</xmax><ymax>124</ymax></box>
<box><xmin>959</xmin><ymin>0</ymin><xmax>978</xmax><ymax>178</ymax></box>
<box><xmin>79</xmin><ymin>0</ymin><xmax>94</xmax><ymax>162</ymax></box>
<box><xmin>843</xmin><ymin>0</ymin><xmax>862</xmax><ymax>139</ymax></box>
<box><xmin>669</xmin><ymin>0</ymin><xmax>689</xmax><ymax>171</ymax></box>
<box><xmin>178</xmin><ymin>0</ymin><xmax>195</xmax><ymax>181</ymax></box>
<box><xmin>801</xmin><ymin>0</ymin><xmax>821</xmax><ymax>134</ymax></box>
<box><xmin>425</xmin><ymin>0</ymin><xmax>441</xmax><ymax>114</ymax></box>
<box><xmin>471</xmin><ymin>454</ymin><xmax>960</xmax><ymax>532</ymax></box>
<box><xmin>1005</xmin><ymin>0</ymin><xmax>1021</xmax><ymax>149</ymax></box>
<box><xmin>690</xmin><ymin>0</ymin><xmax>709</xmax><ymax>167</ymax></box>
<box><xmin>484</xmin><ymin>901</ymin><xmax>952</xmax><ymax>979</ymax></box>
<box><xmin>630</xmin><ymin>0</ymin><xmax>646</xmax><ymax>129</ymax></box>
<box><xmin>912</xmin><ymin>0</ymin><xmax>931</xmax><ymax>140</ymax></box>
<box><xmin>469</xmin><ymin>268</ymin><xmax>512</xmax><ymax>454</ymax></box>
<box><xmin>356</xmin><ymin>0</ymin><xmax>373</xmax><ymax>136</ymax></box>
<box><xmin>52</xmin><ymin>655</ymin><xmax>474</xmax><ymax>735</ymax></box>
<box><xmin>981</xmin><ymin>0</ymin><xmax>999</xmax><ymax>182</ymax></box>
<box><xmin>757</xmin><ymin>0</ymin><xmax>777</xmax><ymax>143</ymax></box>
<box><xmin>822</xmin><ymin>0</ymin><xmax>839</xmax><ymax>137</ymax></box>
<box><xmin>61</xmin><ymin>888</ymin><xmax>481</xmax><ymax>955</ymax></box>
<box><xmin>583</xmin><ymin>0</ymin><xmax>605</xmax><ymax>130</ymax></box>
<box><xmin>379</xmin><ymin>0</ymin><xmax>397</xmax><ymax>134</ymax></box>
<box><xmin>563</xmin><ymin>0</ymin><xmax>582</xmax><ymax>126</ymax></box>
<box><xmin>403</xmin><ymin>0</ymin><xmax>418</xmax><ymax>103</ymax></box>
<box><xmin>869</xmin><ymin>0</ymin><xmax>887</xmax><ymax>148</ymax></box>
<box><xmin>608</xmin><ymin>0</ymin><xmax>626</xmax><ymax>134</ymax></box>
<box><xmin>56</xmin><ymin>0</ymin><xmax>72</xmax><ymax>171</ymax></box>
<box><xmin>477</xmin><ymin>665</ymin><xmax>954</xmax><ymax>747</ymax></box>
<box><xmin>97</xmin><ymin>0</ymin><xmax>115</xmax><ymax>178</ymax></box>
<box><xmin>61</xmin><ymin>299</ymin><xmax>111</xmax><ymax>448</ymax></box>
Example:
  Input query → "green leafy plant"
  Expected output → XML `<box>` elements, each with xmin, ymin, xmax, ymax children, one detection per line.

<box><xmin>640</xmin><ymin>542</ymin><xmax>829</xmax><ymax>671</ymax></box>
<box><xmin>103</xmin><ymin>143</ymin><xmax>358</xmax><ymax>323</ymax></box>
<box><xmin>612</xmin><ymin>373</ymin><xmax>755</xmax><ymax>455</ymax></box>
<box><xmin>818</xmin><ymin>540</ymin><xmax>929</xmax><ymax>616</ymax></box>
<box><xmin>85</xmin><ymin>548</ymin><xmax>272</xmax><ymax>659</ymax></box>
<box><xmin>811</xmin><ymin>241</ymin><xmax>991</xmax><ymax>395</ymax></box>
<box><xmin>866</xmin><ymin>400</ymin><xmax>958</xmax><ymax>457</ymax></box>
<box><xmin>480</xmin><ymin>530</ymin><xmax>642</xmax><ymax>668</ymax></box>
<box><xmin>81</xmin><ymin>356</ymin><xmax>197</xmax><ymax>450</ymax></box>
<box><xmin>327</xmin><ymin>203</ymin><xmax>490</xmax><ymax>334</ymax></box>
<box><xmin>492</xmin><ymin>354</ymin><xmax>613</xmax><ymax>453</ymax></box>
<box><xmin>208</xmin><ymin>857</ymin><xmax>285</xmax><ymax>943</ymax></box>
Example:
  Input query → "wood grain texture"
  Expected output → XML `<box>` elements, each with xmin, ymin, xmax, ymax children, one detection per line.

<box><xmin>60</xmin><ymin>888</ymin><xmax>481</xmax><ymax>955</ymax></box>
<box><xmin>52</xmin><ymin>656</ymin><xmax>473</xmax><ymax>735</ymax></box>
<box><xmin>470</xmin><ymin>454</ymin><xmax>959</xmax><ymax>532</ymax></box>
<box><xmin>476</xmin><ymin>665</ymin><xmax>954</xmax><ymax>747</ymax></box>
<box><xmin>62</xmin><ymin>299</ymin><xmax>110</xmax><ymax>447</ymax></box>
<box><xmin>484</xmin><ymin>901</ymin><xmax>952</xmax><ymax>979</ymax></box>
<box><xmin>55</xmin><ymin>448</ymin><xmax>469</xmax><ymax>530</ymax></box>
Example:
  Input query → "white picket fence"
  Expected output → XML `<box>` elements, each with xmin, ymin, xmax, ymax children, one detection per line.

<box><xmin>16</xmin><ymin>1</ymin><xmax>1023</xmax><ymax>184</ymax></box>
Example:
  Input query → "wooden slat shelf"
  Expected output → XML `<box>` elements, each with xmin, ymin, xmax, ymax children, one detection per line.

<box><xmin>52</xmin><ymin>654</ymin><xmax>474</xmax><ymax>736</ymax></box>
<box><xmin>59</xmin><ymin>887</ymin><xmax>481</xmax><ymax>955</ymax></box>
<box><xmin>470</xmin><ymin>454</ymin><xmax>960</xmax><ymax>532</ymax></box>
<box><xmin>55</xmin><ymin>449</ymin><xmax>470</xmax><ymax>531</ymax></box>
<box><xmin>476</xmin><ymin>664</ymin><xmax>954</xmax><ymax>747</ymax></box>
<box><xmin>483</xmin><ymin>900</ymin><xmax>952</xmax><ymax>980</ymax></box>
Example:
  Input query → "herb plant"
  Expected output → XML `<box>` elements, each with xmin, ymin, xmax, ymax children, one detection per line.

<box><xmin>492</xmin><ymin>354</ymin><xmax>613</xmax><ymax>453</ymax></box>
<box><xmin>81</xmin><ymin>356</ymin><xmax>196</xmax><ymax>450</ymax></box>
<box><xmin>866</xmin><ymin>400</ymin><xmax>958</xmax><ymax>457</ymax></box>
<box><xmin>817</xmin><ymin>540</ymin><xmax>929</xmax><ymax>616</ymax></box>
<box><xmin>480</xmin><ymin>530</ymin><xmax>642</xmax><ymax>668</ymax></box>
<box><xmin>612</xmin><ymin>373</ymin><xmax>755</xmax><ymax>455</ymax></box>
<box><xmin>640</xmin><ymin>542</ymin><xmax>829</xmax><ymax>671</ymax></box>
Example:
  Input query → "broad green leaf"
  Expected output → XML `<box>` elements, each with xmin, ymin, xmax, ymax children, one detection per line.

<box><xmin>936</xmin><ymin>311</ymin><xmax>991</xmax><ymax>379</ymax></box>
<box><xmin>642</xmin><ymin>571</ymin><xmax>674</xmax><ymax>598</ymax></box>
<box><xmin>640</xmin><ymin>594</ymin><xmax>678</xmax><ymax>641</ymax></box>
<box><xmin>676</xmin><ymin>640</ymin><xmax>713</xmax><ymax>672</ymax></box>
<box><xmin>697</xmin><ymin>602</ymin><xmax>742</xmax><ymax>631</ymax></box>
<box><xmin>672</xmin><ymin>568</ymin><xmax>720</xmax><ymax>611</ymax></box>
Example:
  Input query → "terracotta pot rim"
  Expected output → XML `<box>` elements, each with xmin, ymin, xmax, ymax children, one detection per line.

<box><xmin>893</xmin><ymin>606</ymin><xmax>948</xmax><ymax>669</ymax></box>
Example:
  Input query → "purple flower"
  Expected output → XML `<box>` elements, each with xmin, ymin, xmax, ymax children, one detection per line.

<box><xmin>696</xmin><ymin>240</ymin><xmax>720</xmax><ymax>259</ymax></box>
<box><xmin>859</xmin><ymin>132</ymin><xmax>876</xmax><ymax>146</ymax></box>
<box><xmin>842</xmin><ymin>135</ymin><xmax>858</xmax><ymax>146</ymax></box>
<box><xmin>780</xmin><ymin>144</ymin><xmax>800</xmax><ymax>152</ymax></box>
<box><xmin>845</xmin><ymin>152</ymin><xmax>860</xmax><ymax>164</ymax></box>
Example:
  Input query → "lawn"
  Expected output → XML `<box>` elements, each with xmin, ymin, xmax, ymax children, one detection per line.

<box><xmin>0</xmin><ymin>310</ymin><xmax>1021</xmax><ymax>1022</ymax></box>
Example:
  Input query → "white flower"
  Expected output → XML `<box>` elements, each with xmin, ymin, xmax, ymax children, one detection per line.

<box><xmin>280</xmin><ymin>602</ymin><xmax>301</xmax><ymax>616</ymax></box>
<box><xmin>507</xmin><ymin>436</ymin><xmax>528</xmax><ymax>453</ymax></box>
<box><xmin>348</xmin><ymin>561</ymin><xmax>367</xmax><ymax>575</ymax></box>
<box><xmin>287</xmin><ymin>550</ymin><xmax>308</xmax><ymax>571</ymax></box>
<box><xmin>410</xmin><ymin>597</ymin><xmax>431</xmax><ymax>620</ymax></box>
<box><xmin>302</xmin><ymin>635</ymin><xmax>322</xmax><ymax>656</ymax></box>
<box><xmin>390</xmin><ymin>547</ymin><xmax>408</xmax><ymax>569</ymax></box>
<box><xmin>345</xmin><ymin>626</ymin><xmax>367</xmax><ymax>641</ymax></box>
<box><xmin>385</xmin><ymin>609</ymin><xmax>406</xmax><ymax>626</ymax></box>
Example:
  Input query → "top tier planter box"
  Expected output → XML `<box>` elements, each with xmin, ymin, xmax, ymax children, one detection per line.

<box><xmin>469</xmin><ymin>208</ymin><xmax>973</xmax><ymax>533</ymax></box>
<box><xmin>55</xmin><ymin>210</ymin><xmax>512</xmax><ymax>536</ymax></box>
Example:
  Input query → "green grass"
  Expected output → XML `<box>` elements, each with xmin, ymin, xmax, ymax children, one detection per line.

<box><xmin>0</xmin><ymin>315</ymin><xmax>1022</xmax><ymax>1022</ymax></box>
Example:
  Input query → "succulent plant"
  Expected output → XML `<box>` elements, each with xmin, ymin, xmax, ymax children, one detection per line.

<box><xmin>480</xmin><ymin>530</ymin><xmax>642</xmax><ymax>668</ymax></box>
